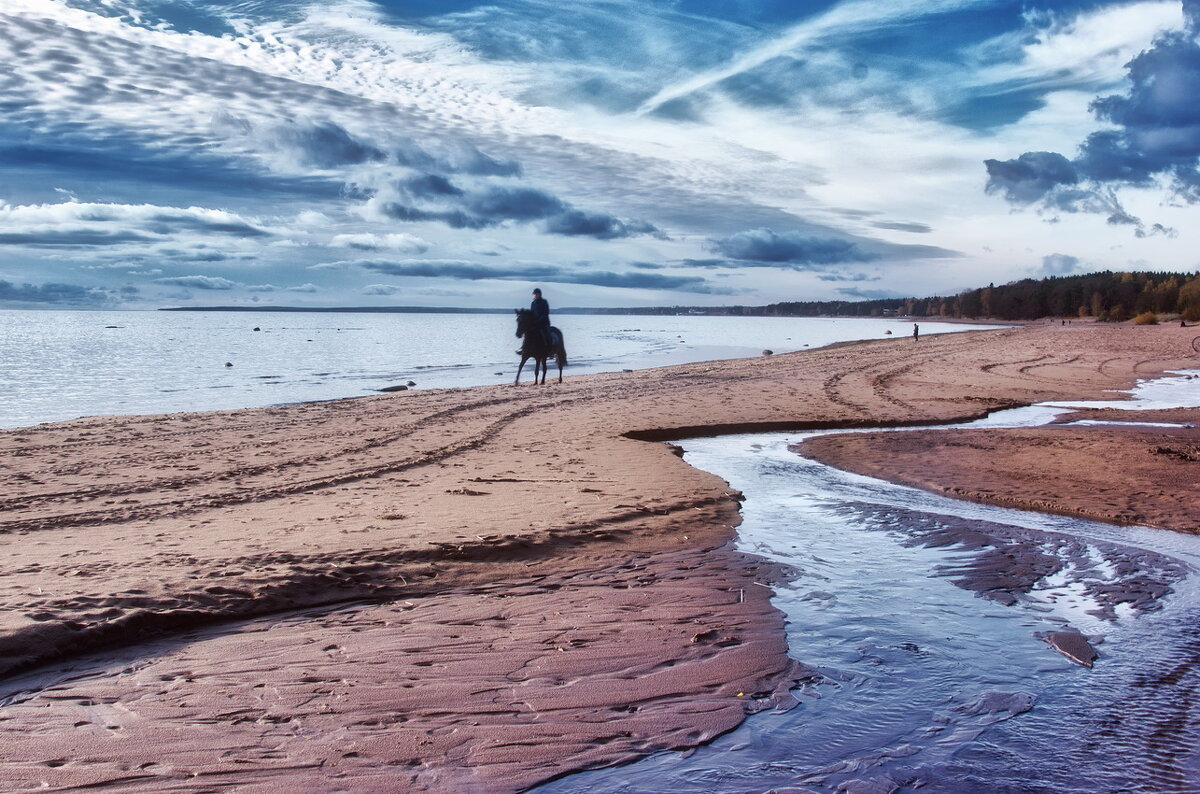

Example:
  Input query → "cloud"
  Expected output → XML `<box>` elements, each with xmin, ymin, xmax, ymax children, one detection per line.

<box><xmin>467</xmin><ymin>185</ymin><xmax>566</xmax><ymax>220</ymax></box>
<box><xmin>145</xmin><ymin>211</ymin><xmax>269</xmax><ymax>237</ymax></box>
<box><xmin>154</xmin><ymin>275</ymin><xmax>238</xmax><ymax>290</ymax></box>
<box><xmin>817</xmin><ymin>273</ymin><xmax>882</xmax><ymax>282</ymax></box>
<box><xmin>353</xmin><ymin>258</ymin><xmax>717</xmax><ymax>291</ymax></box>
<box><xmin>378</xmin><ymin>176</ymin><xmax>659</xmax><ymax>239</ymax></box>
<box><xmin>544</xmin><ymin>210</ymin><xmax>661</xmax><ymax>239</ymax></box>
<box><xmin>985</xmin><ymin>8</ymin><xmax>1200</xmax><ymax>223</ymax></box>
<box><xmin>0</xmin><ymin>230</ymin><xmax>154</xmax><ymax>247</ymax></box>
<box><xmin>363</xmin><ymin>284</ymin><xmax>403</xmax><ymax>296</ymax></box>
<box><xmin>262</xmin><ymin>120</ymin><xmax>385</xmax><ymax>169</ymax></box>
<box><xmin>636</xmin><ymin>0</ymin><xmax>996</xmax><ymax>115</ymax></box>
<box><xmin>871</xmin><ymin>220</ymin><xmax>933</xmax><ymax>233</ymax></box>
<box><xmin>0</xmin><ymin>202</ymin><xmax>271</xmax><ymax>249</ymax></box>
<box><xmin>330</xmin><ymin>232</ymin><xmax>430</xmax><ymax>253</ymax></box>
<box><xmin>709</xmin><ymin>228</ymin><xmax>878</xmax><ymax>265</ymax></box>
<box><xmin>1135</xmin><ymin>222</ymin><xmax>1178</xmax><ymax>239</ymax></box>
<box><xmin>0</xmin><ymin>280</ymin><xmax>113</xmax><ymax>305</ymax></box>
<box><xmin>983</xmin><ymin>151</ymin><xmax>1079</xmax><ymax>204</ymax></box>
<box><xmin>288</xmin><ymin>283</ymin><xmax>319</xmax><ymax>293</ymax></box>
<box><xmin>1040</xmin><ymin>253</ymin><xmax>1082</xmax><ymax>275</ymax></box>
<box><xmin>0</xmin><ymin>141</ymin><xmax>346</xmax><ymax>202</ymax></box>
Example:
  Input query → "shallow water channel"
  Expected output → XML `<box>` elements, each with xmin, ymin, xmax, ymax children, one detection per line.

<box><xmin>541</xmin><ymin>372</ymin><xmax>1200</xmax><ymax>793</ymax></box>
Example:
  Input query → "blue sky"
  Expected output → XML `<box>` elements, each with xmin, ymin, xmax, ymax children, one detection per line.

<box><xmin>1</xmin><ymin>0</ymin><xmax>1197</xmax><ymax>309</ymax></box>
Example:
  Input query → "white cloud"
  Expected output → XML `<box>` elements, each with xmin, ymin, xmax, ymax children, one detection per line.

<box><xmin>970</xmin><ymin>1</ymin><xmax>1184</xmax><ymax>93</ymax></box>
<box><xmin>635</xmin><ymin>0</ymin><xmax>993</xmax><ymax>115</ymax></box>
<box><xmin>154</xmin><ymin>274</ymin><xmax>238</xmax><ymax>290</ymax></box>
<box><xmin>330</xmin><ymin>232</ymin><xmax>430</xmax><ymax>253</ymax></box>
<box><xmin>0</xmin><ymin>201</ymin><xmax>270</xmax><ymax>242</ymax></box>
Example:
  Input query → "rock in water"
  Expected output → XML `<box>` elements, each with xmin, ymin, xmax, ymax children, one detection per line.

<box><xmin>1041</xmin><ymin>630</ymin><xmax>1099</xmax><ymax>667</ymax></box>
<box><xmin>225</xmin><ymin>362</ymin><xmax>233</xmax><ymax>367</ymax></box>
<box><xmin>762</xmin><ymin>349</ymin><xmax>774</xmax><ymax>356</ymax></box>
<box><xmin>378</xmin><ymin>385</ymin><xmax>409</xmax><ymax>392</ymax></box>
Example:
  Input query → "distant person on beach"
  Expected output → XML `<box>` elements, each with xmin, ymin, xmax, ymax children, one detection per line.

<box><xmin>531</xmin><ymin>288</ymin><xmax>551</xmax><ymax>346</ymax></box>
<box><xmin>913</xmin><ymin>323</ymin><xmax>919</xmax><ymax>342</ymax></box>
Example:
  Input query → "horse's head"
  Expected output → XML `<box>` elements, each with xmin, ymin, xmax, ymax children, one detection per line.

<box><xmin>515</xmin><ymin>308</ymin><xmax>532</xmax><ymax>338</ymax></box>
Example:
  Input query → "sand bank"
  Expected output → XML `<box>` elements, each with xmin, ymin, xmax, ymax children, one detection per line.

<box><xmin>0</xmin><ymin>321</ymin><xmax>1195</xmax><ymax>791</ymax></box>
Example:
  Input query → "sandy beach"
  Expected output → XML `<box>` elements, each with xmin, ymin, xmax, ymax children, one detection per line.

<box><xmin>1</xmin><ymin>321</ymin><xmax>1197</xmax><ymax>792</ymax></box>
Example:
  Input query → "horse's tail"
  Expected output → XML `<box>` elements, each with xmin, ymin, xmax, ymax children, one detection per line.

<box><xmin>552</xmin><ymin>327</ymin><xmax>567</xmax><ymax>367</ymax></box>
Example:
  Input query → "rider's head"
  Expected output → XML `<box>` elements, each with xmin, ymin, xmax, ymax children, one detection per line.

<box><xmin>532</xmin><ymin>288</ymin><xmax>542</xmax><ymax>297</ymax></box>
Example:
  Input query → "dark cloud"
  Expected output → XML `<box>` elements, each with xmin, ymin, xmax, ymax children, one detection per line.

<box><xmin>983</xmin><ymin>151</ymin><xmax>1079</xmax><ymax>204</ymax></box>
<box><xmin>1136</xmin><ymin>222</ymin><xmax>1178</xmax><ymax>239</ymax></box>
<box><xmin>0</xmin><ymin>280</ymin><xmax>112</xmax><ymax>305</ymax></box>
<box><xmin>571</xmin><ymin>270</ymin><xmax>714</xmax><ymax>291</ymax></box>
<box><xmin>363</xmin><ymin>284</ymin><xmax>403</xmax><ymax>296</ymax></box>
<box><xmin>217</xmin><ymin>108</ymin><xmax>520</xmax><ymax>177</ymax></box>
<box><xmin>985</xmin><ymin>14</ymin><xmax>1200</xmax><ymax>222</ymax></box>
<box><xmin>269</xmin><ymin>121</ymin><xmax>385</xmax><ymax>168</ymax></box>
<box><xmin>380</xmin><ymin>203</ymin><xmax>489</xmax><ymax>230</ymax></box>
<box><xmin>392</xmin><ymin>139</ymin><xmax>521</xmax><ymax>177</ymax></box>
<box><xmin>402</xmin><ymin>173</ymin><xmax>466</xmax><ymax>198</ymax></box>
<box><xmin>817</xmin><ymin>273</ymin><xmax>882</xmax><ymax>283</ymax></box>
<box><xmin>361</xmin><ymin>259</ymin><xmax>544</xmax><ymax>280</ymax></box>
<box><xmin>0</xmin><ymin>230</ymin><xmax>153</xmax><ymax>247</ymax></box>
<box><xmin>0</xmin><ymin>142</ymin><xmax>344</xmax><ymax>201</ymax></box>
<box><xmin>355</xmin><ymin>259</ymin><xmax>716</xmax><ymax>291</ymax></box>
<box><xmin>709</xmin><ymin>228</ymin><xmax>878</xmax><ymax>265</ymax></box>
<box><xmin>166</xmin><ymin>250</ymin><xmax>232</xmax><ymax>262</ymax></box>
<box><xmin>871</xmin><ymin>220</ymin><xmax>932</xmax><ymax>234</ymax></box>
<box><xmin>154</xmin><ymin>275</ymin><xmax>238</xmax><ymax>289</ymax></box>
<box><xmin>468</xmin><ymin>185</ymin><xmax>566</xmax><ymax>220</ymax></box>
<box><xmin>384</xmin><ymin>177</ymin><xmax>659</xmax><ymax>239</ymax></box>
<box><xmin>544</xmin><ymin>209</ymin><xmax>660</xmax><ymax>239</ymax></box>
<box><xmin>146</xmin><ymin>212</ymin><xmax>270</xmax><ymax>237</ymax></box>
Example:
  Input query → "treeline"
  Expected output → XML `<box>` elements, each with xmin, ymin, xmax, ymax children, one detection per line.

<box><xmin>761</xmin><ymin>271</ymin><xmax>1200</xmax><ymax>322</ymax></box>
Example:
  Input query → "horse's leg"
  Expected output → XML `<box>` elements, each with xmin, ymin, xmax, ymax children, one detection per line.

<box><xmin>536</xmin><ymin>357</ymin><xmax>546</xmax><ymax>385</ymax></box>
<box><xmin>515</xmin><ymin>356</ymin><xmax>528</xmax><ymax>384</ymax></box>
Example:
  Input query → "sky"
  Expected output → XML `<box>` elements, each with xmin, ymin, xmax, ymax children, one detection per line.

<box><xmin>1</xmin><ymin>0</ymin><xmax>1198</xmax><ymax>310</ymax></box>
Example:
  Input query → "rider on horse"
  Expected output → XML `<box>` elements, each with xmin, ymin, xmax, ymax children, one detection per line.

<box><xmin>530</xmin><ymin>288</ymin><xmax>552</xmax><ymax>347</ymax></box>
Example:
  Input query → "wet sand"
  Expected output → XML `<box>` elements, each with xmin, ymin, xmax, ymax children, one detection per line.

<box><xmin>1</xmin><ymin>321</ymin><xmax>1196</xmax><ymax>791</ymax></box>
<box><xmin>802</xmin><ymin>399</ymin><xmax>1200</xmax><ymax>533</ymax></box>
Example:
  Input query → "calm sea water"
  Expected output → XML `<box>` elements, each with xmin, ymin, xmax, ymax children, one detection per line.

<box><xmin>0</xmin><ymin>310</ymin><xmax>991</xmax><ymax>429</ymax></box>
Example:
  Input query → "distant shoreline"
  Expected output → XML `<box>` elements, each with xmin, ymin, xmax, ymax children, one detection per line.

<box><xmin>158</xmin><ymin>305</ymin><xmax>930</xmax><ymax>317</ymax></box>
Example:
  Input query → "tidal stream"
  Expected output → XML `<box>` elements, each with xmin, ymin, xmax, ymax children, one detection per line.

<box><xmin>541</xmin><ymin>371</ymin><xmax>1200</xmax><ymax>793</ymax></box>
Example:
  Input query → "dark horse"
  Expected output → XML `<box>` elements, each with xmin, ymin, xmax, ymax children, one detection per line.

<box><xmin>514</xmin><ymin>308</ymin><xmax>567</xmax><ymax>384</ymax></box>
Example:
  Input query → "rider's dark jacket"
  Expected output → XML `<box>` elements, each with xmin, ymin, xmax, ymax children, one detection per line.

<box><xmin>531</xmin><ymin>297</ymin><xmax>550</xmax><ymax>331</ymax></box>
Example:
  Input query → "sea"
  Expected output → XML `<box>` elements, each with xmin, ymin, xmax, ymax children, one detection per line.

<box><xmin>0</xmin><ymin>310</ymin><xmax>995</xmax><ymax>429</ymax></box>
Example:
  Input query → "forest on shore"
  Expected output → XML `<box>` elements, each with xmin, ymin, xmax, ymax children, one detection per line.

<box><xmin>751</xmin><ymin>271</ymin><xmax>1200</xmax><ymax>322</ymax></box>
